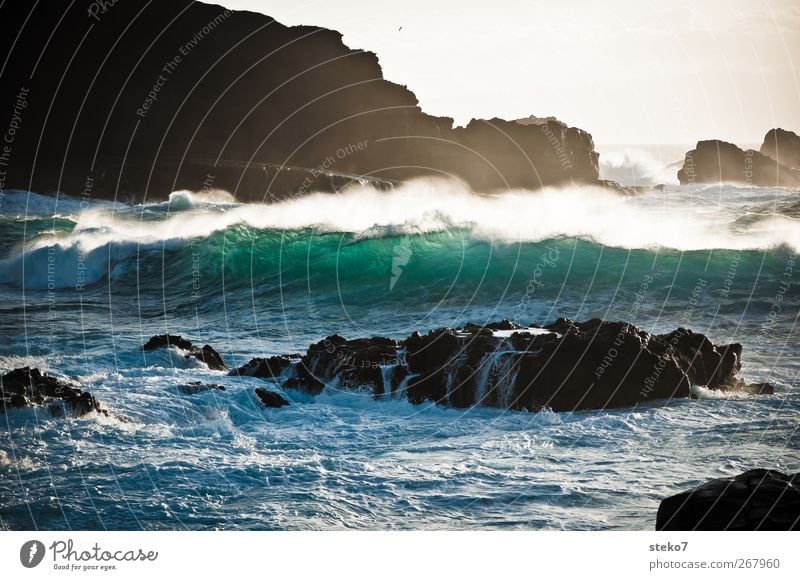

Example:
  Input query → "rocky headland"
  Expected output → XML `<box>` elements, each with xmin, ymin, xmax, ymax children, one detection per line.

<box><xmin>0</xmin><ymin>0</ymin><xmax>603</xmax><ymax>202</ymax></box>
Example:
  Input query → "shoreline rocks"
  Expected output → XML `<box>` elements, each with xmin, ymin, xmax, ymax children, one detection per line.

<box><xmin>657</xmin><ymin>469</ymin><xmax>800</xmax><ymax>530</ymax></box>
<box><xmin>0</xmin><ymin>367</ymin><xmax>106</xmax><ymax>417</ymax></box>
<box><xmin>236</xmin><ymin>319</ymin><xmax>773</xmax><ymax>412</ymax></box>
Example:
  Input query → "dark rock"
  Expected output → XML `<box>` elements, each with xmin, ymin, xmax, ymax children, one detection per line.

<box><xmin>0</xmin><ymin>0</ymin><xmax>601</xmax><ymax>202</ymax></box>
<box><xmin>656</xmin><ymin>469</ymin><xmax>800</xmax><ymax>530</ymax></box>
<box><xmin>0</xmin><ymin>367</ymin><xmax>106</xmax><ymax>417</ymax></box>
<box><xmin>760</xmin><ymin>128</ymin><xmax>800</xmax><ymax>169</ymax></box>
<box><xmin>195</xmin><ymin>345</ymin><xmax>227</xmax><ymax>371</ymax></box>
<box><xmin>142</xmin><ymin>335</ymin><xmax>227</xmax><ymax>371</ymax></box>
<box><xmin>463</xmin><ymin>320</ymin><xmax>522</xmax><ymax>333</ymax></box>
<box><xmin>255</xmin><ymin>387</ymin><xmax>290</xmax><ymax>408</ymax></box>
<box><xmin>301</xmin><ymin>335</ymin><xmax>399</xmax><ymax>397</ymax></box>
<box><xmin>177</xmin><ymin>381</ymin><xmax>226</xmax><ymax>395</ymax></box>
<box><xmin>143</xmin><ymin>334</ymin><xmax>195</xmax><ymax>351</ymax></box>
<box><xmin>659</xmin><ymin>329</ymin><xmax>742</xmax><ymax>389</ymax></box>
<box><xmin>272</xmin><ymin>319</ymin><xmax>765</xmax><ymax>412</ymax></box>
<box><xmin>403</xmin><ymin>328</ymin><xmax>462</xmax><ymax>404</ymax></box>
<box><xmin>677</xmin><ymin>140</ymin><xmax>800</xmax><ymax>187</ymax></box>
<box><xmin>230</xmin><ymin>355</ymin><xmax>298</xmax><ymax>378</ymax></box>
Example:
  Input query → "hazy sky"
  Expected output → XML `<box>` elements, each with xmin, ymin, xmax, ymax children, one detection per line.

<box><xmin>217</xmin><ymin>0</ymin><xmax>800</xmax><ymax>145</ymax></box>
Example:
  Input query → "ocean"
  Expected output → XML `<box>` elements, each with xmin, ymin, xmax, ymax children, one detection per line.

<box><xmin>1</xmin><ymin>165</ymin><xmax>798</xmax><ymax>530</ymax></box>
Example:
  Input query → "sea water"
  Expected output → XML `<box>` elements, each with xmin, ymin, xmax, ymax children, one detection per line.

<box><xmin>0</xmin><ymin>175</ymin><xmax>798</xmax><ymax>530</ymax></box>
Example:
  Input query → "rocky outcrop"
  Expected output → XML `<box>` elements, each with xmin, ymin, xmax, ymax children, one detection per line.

<box><xmin>229</xmin><ymin>355</ymin><xmax>298</xmax><ymax>378</ymax></box>
<box><xmin>0</xmin><ymin>0</ymin><xmax>601</xmax><ymax>202</ymax></box>
<box><xmin>235</xmin><ymin>319</ymin><xmax>771</xmax><ymax>412</ymax></box>
<box><xmin>255</xmin><ymin>387</ymin><xmax>290</xmax><ymax>408</ymax></box>
<box><xmin>0</xmin><ymin>367</ymin><xmax>106</xmax><ymax>417</ymax></box>
<box><xmin>143</xmin><ymin>335</ymin><xmax>227</xmax><ymax>371</ymax></box>
<box><xmin>657</xmin><ymin>469</ymin><xmax>800</xmax><ymax>530</ymax></box>
<box><xmin>677</xmin><ymin>140</ymin><xmax>800</xmax><ymax>188</ymax></box>
<box><xmin>760</xmin><ymin>128</ymin><xmax>800</xmax><ymax>170</ymax></box>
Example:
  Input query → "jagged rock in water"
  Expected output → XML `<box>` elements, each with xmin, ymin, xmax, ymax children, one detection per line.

<box><xmin>237</xmin><ymin>319</ymin><xmax>769</xmax><ymax>412</ymax></box>
<box><xmin>0</xmin><ymin>367</ymin><xmax>106</xmax><ymax>417</ymax></box>
<box><xmin>677</xmin><ymin>139</ymin><xmax>800</xmax><ymax>187</ymax></box>
<box><xmin>656</xmin><ymin>469</ymin><xmax>800</xmax><ymax>530</ymax></box>
<box><xmin>142</xmin><ymin>335</ymin><xmax>227</xmax><ymax>371</ymax></box>
<box><xmin>760</xmin><ymin>128</ymin><xmax>800</xmax><ymax>170</ymax></box>
<box><xmin>229</xmin><ymin>355</ymin><xmax>298</xmax><ymax>378</ymax></box>
<box><xmin>255</xmin><ymin>387</ymin><xmax>290</xmax><ymax>408</ymax></box>
<box><xmin>298</xmin><ymin>335</ymin><xmax>399</xmax><ymax>398</ymax></box>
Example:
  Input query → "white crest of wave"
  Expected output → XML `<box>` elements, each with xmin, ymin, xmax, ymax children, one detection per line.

<box><xmin>226</xmin><ymin>178</ymin><xmax>797</xmax><ymax>251</ymax></box>
<box><xmin>2</xmin><ymin>178</ymin><xmax>799</xmax><ymax>289</ymax></box>
<box><xmin>599</xmin><ymin>148</ymin><xmax>681</xmax><ymax>186</ymax></box>
<box><xmin>164</xmin><ymin>189</ymin><xmax>236</xmax><ymax>209</ymax></box>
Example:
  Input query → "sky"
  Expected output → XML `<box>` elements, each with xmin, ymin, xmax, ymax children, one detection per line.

<box><xmin>216</xmin><ymin>0</ymin><xmax>800</xmax><ymax>145</ymax></box>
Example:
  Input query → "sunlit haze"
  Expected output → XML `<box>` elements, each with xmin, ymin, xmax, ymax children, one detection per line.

<box><xmin>218</xmin><ymin>0</ymin><xmax>800</xmax><ymax>145</ymax></box>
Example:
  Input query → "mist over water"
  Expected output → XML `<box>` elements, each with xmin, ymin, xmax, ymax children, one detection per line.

<box><xmin>1</xmin><ymin>180</ymin><xmax>798</xmax><ymax>530</ymax></box>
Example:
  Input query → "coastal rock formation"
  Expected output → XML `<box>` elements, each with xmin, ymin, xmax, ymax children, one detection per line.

<box><xmin>760</xmin><ymin>128</ymin><xmax>800</xmax><ymax>170</ymax></box>
<box><xmin>236</xmin><ymin>319</ymin><xmax>770</xmax><ymax>412</ymax></box>
<box><xmin>255</xmin><ymin>387</ymin><xmax>291</xmax><ymax>408</ymax></box>
<box><xmin>229</xmin><ymin>355</ymin><xmax>299</xmax><ymax>378</ymax></box>
<box><xmin>0</xmin><ymin>367</ymin><xmax>105</xmax><ymax>417</ymax></box>
<box><xmin>143</xmin><ymin>335</ymin><xmax>227</xmax><ymax>371</ymax></box>
<box><xmin>0</xmin><ymin>0</ymin><xmax>600</xmax><ymax>201</ymax></box>
<box><xmin>677</xmin><ymin>140</ymin><xmax>800</xmax><ymax>188</ymax></box>
<box><xmin>656</xmin><ymin>469</ymin><xmax>800</xmax><ymax>530</ymax></box>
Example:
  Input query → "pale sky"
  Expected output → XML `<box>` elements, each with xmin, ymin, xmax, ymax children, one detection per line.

<box><xmin>215</xmin><ymin>0</ymin><xmax>800</xmax><ymax>145</ymax></box>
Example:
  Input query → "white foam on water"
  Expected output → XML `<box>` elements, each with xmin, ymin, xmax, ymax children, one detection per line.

<box><xmin>3</xmin><ymin>179</ymin><xmax>800</xmax><ymax>289</ymax></box>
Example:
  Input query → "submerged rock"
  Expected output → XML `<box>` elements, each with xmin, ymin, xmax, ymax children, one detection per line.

<box><xmin>657</xmin><ymin>469</ymin><xmax>800</xmax><ymax>530</ymax></box>
<box><xmin>237</xmin><ymin>319</ymin><xmax>769</xmax><ymax>412</ymax></box>
<box><xmin>0</xmin><ymin>367</ymin><xmax>106</xmax><ymax>417</ymax></box>
<box><xmin>177</xmin><ymin>381</ymin><xmax>226</xmax><ymax>395</ymax></box>
<box><xmin>677</xmin><ymin>139</ymin><xmax>800</xmax><ymax>188</ymax></box>
<box><xmin>143</xmin><ymin>335</ymin><xmax>227</xmax><ymax>371</ymax></box>
<box><xmin>740</xmin><ymin>382</ymin><xmax>774</xmax><ymax>395</ymax></box>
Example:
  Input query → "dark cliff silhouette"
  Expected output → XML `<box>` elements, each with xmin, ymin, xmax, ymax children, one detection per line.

<box><xmin>677</xmin><ymin>136</ymin><xmax>800</xmax><ymax>188</ymax></box>
<box><xmin>0</xmin><ymin>0</ymin><xmax>600</xmax><ymax>202</ymax></box>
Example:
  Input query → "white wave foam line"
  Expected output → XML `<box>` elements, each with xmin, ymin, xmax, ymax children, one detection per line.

<box><xmin>690</xmin><ymin>385</ymin><xmax>757</xmax><ymax>400</ymax></box>
<box><xmin>33</xmin><ymin>179</ymin><xmax>800</xmax><ymax>250</ymax></box>
<box><xmin>1</xmin><ymin>178</ymin><xmax>799</xmax><ymax>289</ymax></box>
<box><xmin>150</xmin><ymin>189</ymin><xmax>237</xmax><ymax>210</ymax></box>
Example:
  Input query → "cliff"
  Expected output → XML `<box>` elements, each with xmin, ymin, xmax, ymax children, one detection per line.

<box><xmin>0</xmin><ymin>0</ymin><xmax>600</xmax><ymax>202</ymax></box>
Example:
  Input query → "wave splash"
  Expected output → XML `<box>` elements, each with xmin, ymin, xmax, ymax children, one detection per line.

<box><xmin>1</xmin><ymin>179</ymin><xmax>798</xmax><ymax>290</ymax></box>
